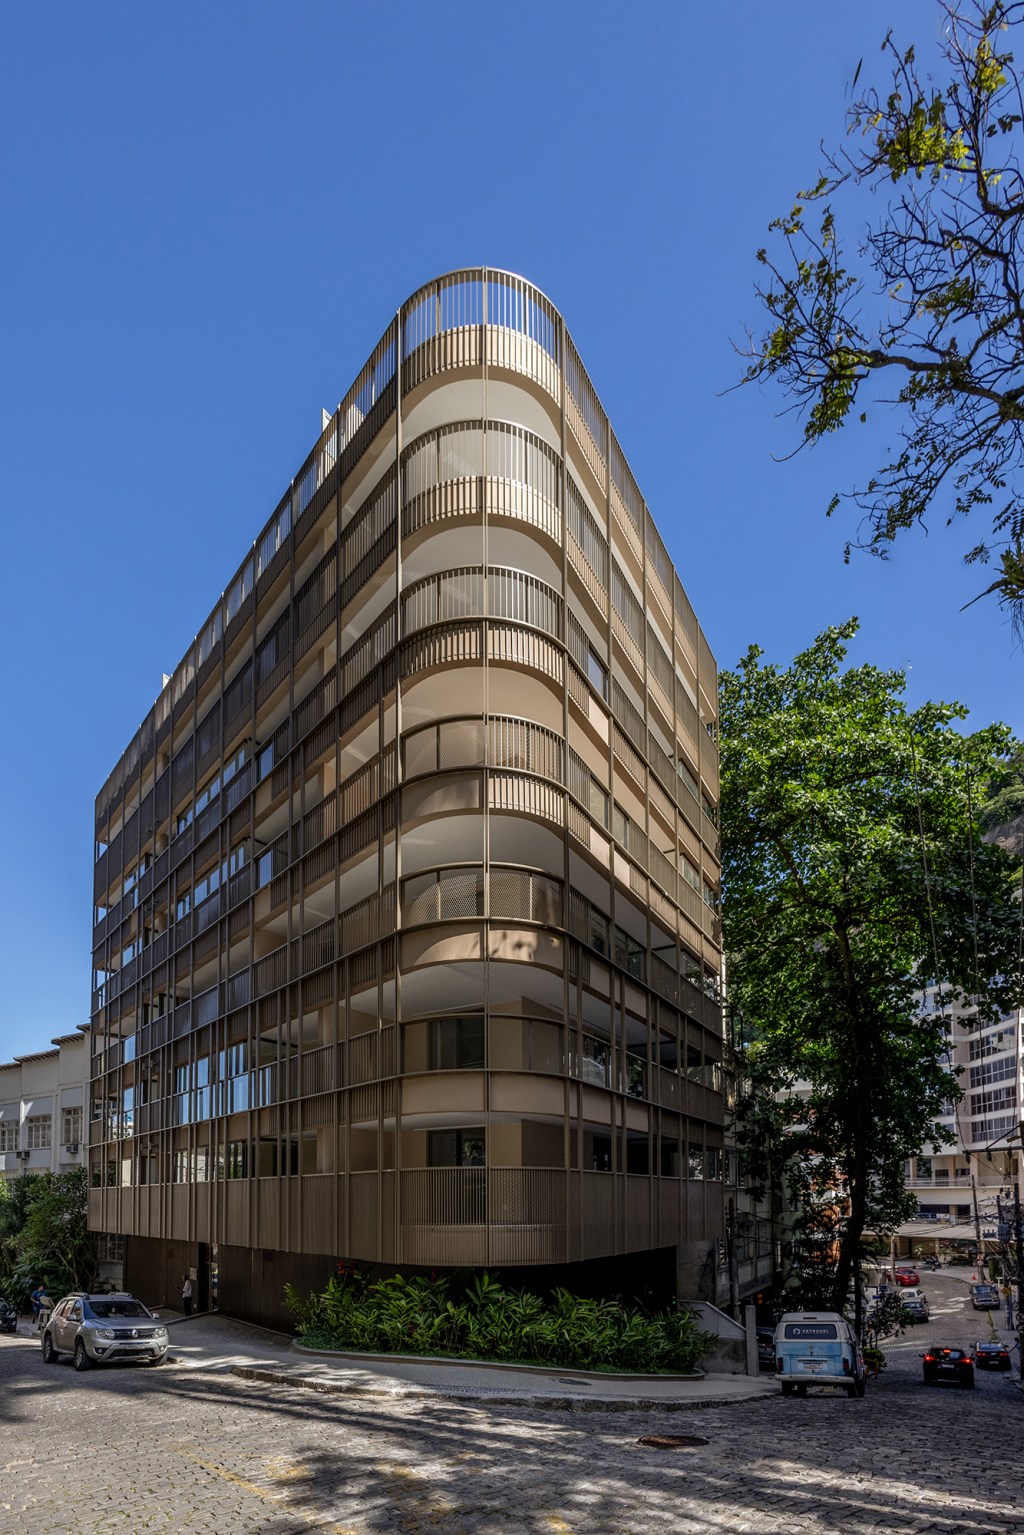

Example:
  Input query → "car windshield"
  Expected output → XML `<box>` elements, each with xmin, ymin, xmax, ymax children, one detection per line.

<box><xmin>83</xmin><ymin>1300</ymin><xmax>150</xmax><ymax>1319</ymax></box>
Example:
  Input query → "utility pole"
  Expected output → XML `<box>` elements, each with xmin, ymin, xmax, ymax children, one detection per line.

<box><xmin>726</xmin><ymin>1198</ymin><xmax>739</xmax><ymax>1319</ymax></box>
<box><xmin>1014</xmin><ymin>1180</ymin><xmax>1024</xmax><ymax>1383</ymax></box>
<box><xmin>971</xmin><ymin>1174</ymin><xmax>983</xmax><ymax>1268</ymax></box>
<box><xmin>998</xmin><ymin>1191</ymin><xmax>1014</xmax><ymax>1331</ymax></box>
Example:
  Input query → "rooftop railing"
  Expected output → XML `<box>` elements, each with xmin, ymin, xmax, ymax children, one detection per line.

<box><xmin>96</xmin><ymin>268</ymin><xmax>717</xmax><ymax>852</ymax></box>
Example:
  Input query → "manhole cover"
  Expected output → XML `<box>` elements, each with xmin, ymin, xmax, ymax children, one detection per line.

<box><xmin>637</xmin><ymin>1435</ymin><xmax>709</xmax><ymax>1450</ymax></box>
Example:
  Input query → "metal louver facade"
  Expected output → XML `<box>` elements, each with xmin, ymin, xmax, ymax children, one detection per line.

<box><xmin>88</xmin><ymin>270</ymin><xmax>725</xmax><ymax>1323</ymax></box>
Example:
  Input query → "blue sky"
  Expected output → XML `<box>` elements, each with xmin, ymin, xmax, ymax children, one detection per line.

<box><xmin>1</xmin><ymin>1</ymin><xmax>1018</xmax><ymax>1063</ymax></box>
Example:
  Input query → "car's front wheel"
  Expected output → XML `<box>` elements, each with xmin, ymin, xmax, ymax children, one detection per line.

<box><xmin>148</xmin><ymin>1354</ymin><xmax>165</xmax><ymax>1366</ymax></box>
<box><xmin>855</xmin><ymin>1378</ymin><xmax>866</xmax><ymax>1398</ymax></box>
<box><xmin>41</xmin><ymin>1332</ymin><xmax>57</xmax><ymax>1364</ymax></box>
<box><xmin>73</xmin><ymin>1339</ymin><xmax>91</xmax><ymax>1372</ymax></box>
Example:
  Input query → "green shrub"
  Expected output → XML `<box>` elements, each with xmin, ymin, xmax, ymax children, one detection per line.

<box><xmin>285</xmin><ymin>1269</ymin><xmax>711</xmax><ymax>1374</ymax></box>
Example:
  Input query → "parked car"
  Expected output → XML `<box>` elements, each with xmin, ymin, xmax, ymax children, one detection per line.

<box><xmin>975</xmin><ymin>1341</ymin><xmax>1011</xmax><ymax>1371</ymax></box>
<box><xmin>902</xmin><ymin>1295</ymin><xmax>930</xmax><ymax>1323</ymax></box>
<box><xmin>774</xmin><ymin>1312</ymin><xmax>866</xmax><ymax>1398</ymax></box>
<box><xmin>970</xmin><ymin>1283</ymin><xmax>1001</xmax><ymax>1310</ymax></box>
<box><xmin>0</xmin><ymin>1297</ymin><xmax>17</xmax><ymax>1335</ymax></box>
<box><xmin>922</xmin><ymin>1346</ymin><xmax>975</xmax><ymax>1388</ymax></box>
<box><xmin>756</xmin><ymin>1327</ymin><xmax>775</xmax><ymax>1370</ymax></box>
<box><xmin>881</xmin><ymin>1268</ymin><xmax>920</xmax><ymax>1286</ymax></box>
<box><xmin>40</xmin><ymin>1292</ymin><xmax>168</xmax><ymax>1371</ymax></box>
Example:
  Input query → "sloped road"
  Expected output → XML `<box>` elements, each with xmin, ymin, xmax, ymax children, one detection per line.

<box><xmin>1</xmin><ymin>1272</ymin><xmax>1020</xmax><ymax>1535</ymax></box>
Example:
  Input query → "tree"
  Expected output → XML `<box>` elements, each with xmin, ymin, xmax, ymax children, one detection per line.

<box><xmin>0</xmin><ymin>1175</ymin><xmax>39</xmax><ymax>1306</ymax></box>
<box><xmin>743</xmin><ymin>1</ymin><xmax>1024</xmax><ymax>630</ymax></box>
<box><xmin>15</xmin><ymin>1169</ymin><xmax>97</xmax><ymax>1299</ymax></box>
<box><xmin>721</xmin><ymin>620</ymin><xmax>1023</xmax><ymax>1326</ymax></box>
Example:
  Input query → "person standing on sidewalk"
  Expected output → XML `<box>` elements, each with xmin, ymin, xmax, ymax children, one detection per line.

<box><xmin>31</xmin><ymin>1283</ymin><xmax>51</xmax><ymax>1332</ymax></box>
<box><xmin>181</xmin><ymin>1274</ymin><xmax>193</xmax><ymax>1317</ymax></box>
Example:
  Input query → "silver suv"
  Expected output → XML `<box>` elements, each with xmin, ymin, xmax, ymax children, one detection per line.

<box><xmin>41</xmin><ymin>1292</ymin><xmax>169</xmax><ymax>1370</ymax></box>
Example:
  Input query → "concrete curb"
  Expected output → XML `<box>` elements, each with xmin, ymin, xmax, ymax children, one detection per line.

<box><xmin>290</xmin><ymin>1340</ymin><xmax>704</xmax><ymax>1382</ymax></box>
<box><xmin>230</xmin><ymin>1363</ymin><xmax>776</xmax><ymax>1413</ymax></box>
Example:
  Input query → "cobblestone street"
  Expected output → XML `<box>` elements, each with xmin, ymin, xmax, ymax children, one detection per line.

<box><xmin>2</xmin><ymin>1272</ymin><xmax>1021</xmax><ymax>1535</ymax></box>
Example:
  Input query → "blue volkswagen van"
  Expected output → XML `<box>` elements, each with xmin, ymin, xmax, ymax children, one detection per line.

<box><xmin>774</xmin><ymin>1312</ymin><xmax>866</xmax><ymax>1397</ymax></box>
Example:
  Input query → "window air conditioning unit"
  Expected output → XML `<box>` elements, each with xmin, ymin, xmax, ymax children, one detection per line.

<box><xmin>15</xmin><ymin>1149</ymin><xmax>30</xmax><ymax>1160</ymax></box>
<box><xmin>65</xmin><ymin>1142</ymin><xmax>79</xmax><ymax>1155</ymax></box>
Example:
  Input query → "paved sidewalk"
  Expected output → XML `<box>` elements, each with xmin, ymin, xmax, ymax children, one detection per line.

<box><xmin>160</xmin><ymin>1311</ymin><xmax>779</xmax><ymax>1411</ymax></box>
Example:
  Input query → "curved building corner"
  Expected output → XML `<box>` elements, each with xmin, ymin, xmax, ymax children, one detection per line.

<box><xmin>87</xmin><ymin>270</ymin><xmax>725</xmax><ymax>1326</ymax></box>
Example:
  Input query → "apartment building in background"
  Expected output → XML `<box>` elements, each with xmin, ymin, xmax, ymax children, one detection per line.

<box><xmin>88</xmin><ymin>270</ymin><xmax>725</xmax><ymax>1325</ymax></box>
<box><xmin>898</xmin><ymin>991</ymin><xmax>1023</xmax><ymax>1256</ymax></box>
<box><xmin>0</xmin><ymin>1032</ymin><xmax>88</xmax><ymax>1186</ymax></box>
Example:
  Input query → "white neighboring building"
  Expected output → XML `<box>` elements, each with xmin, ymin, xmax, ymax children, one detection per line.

<box><xmin>898</xmin><ymin>990</ymin><xmax>1022</xmax><ymax>1255</ymax></box>
<box><xmin>0</xmin><ymin>1032</ymin><xmax>88</xmax><ymax>1187</ymax></box>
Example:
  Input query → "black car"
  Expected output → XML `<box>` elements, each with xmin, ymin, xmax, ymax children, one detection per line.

<box><xmin>975</xmin><ymin>1341</ymin><xmax>1011</xmax><ymax>1371</ymax></box>
<box><xmin>756</xmin><ymin>1327</ymin><xmax>775</xmax><ymax>1370</ymax></box>
<box><xmin>922</xmin><ymin>1346</ymin><xmax>975</xmax><ymax>1388</ymax></box>
<box><xmin>0</xmin><ymin>1298</ymin><xmax>17</xmax><ymax>1334</ymax></box>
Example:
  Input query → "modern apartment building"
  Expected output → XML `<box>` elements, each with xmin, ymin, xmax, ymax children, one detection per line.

<box><xmin>898</xmin><ymin>990</ymin><xmax>1022</xmax><ymax>1257</ymax></box>
<box><xmin>88</xmin><ymin>270</ymin><xmax>724</xmax><ymax>1325</ymax></box>
<box><xmin>0</xmin><ymin>1032</ymin><xmax>88</xmax><ymax>1187</ymax></box>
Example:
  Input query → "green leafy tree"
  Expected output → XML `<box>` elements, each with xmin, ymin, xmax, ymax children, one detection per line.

<box><xmin>721</xmin><ymin>620</ymin><xmax>1022</xmax><ymax>1327</ymax></box>
<box><xmin>16</xmin><ymin>1169</ymin><xmax>97</xmax><ymax>1298</ymax></box>
<box><xmin>0</xmin><ymin>1175</ymin><xmax>41</xmax><ymax>1306</ymax></box>
<box><xmin>743</xmin><ymin>1</ymin><xmax>1024</xmax><ymax>630</ymax></box>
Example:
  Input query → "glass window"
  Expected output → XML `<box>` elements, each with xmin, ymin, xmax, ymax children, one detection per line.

<box><xmin>657</xmin><ymin>1032</ymin><xmax>679</xmax><ymax>1071</ymax></box>
<box><xmin>625</xmin><ymin>1131</ymin><xmax>649</xmax><ymax>1175</ymax></box>
<box><xmin>427</xmin><ymin>1127</ymin><xmax>486</xmax><ymax>1166</ymax></box>
<box><xmin>588</xmin><ymin>778</ymin><xmax>609</xmax><ymax>828</ymax></box>
<box><xmin>578</xmin><ymin>1035</ymin><xmax>609</xmax><ymax>1087</ymax></box>
<box><xmin>587</xmin><ymin>647</ymin><xmax>608</xmax><ymax>699</ymax></box>
<box><xmin>428</xmin><ymin>1017</ymin><xmax>485</xmax><ymax>1071</ymax></box>
<box><xmin>625</xmin><ymin>1050</ymin><xmax>646</xmax><ymax>1099</ymax></box>
<box><xmin>27</xmin><ymin>1115</ymin><xmax>51</xmax><ymax>1149</ymax></box>
<box><xmin>224</xmin><ymin>1140</ymin><xmax>250</xmax><ymax>1179</ymax></box>
<box><xmin>586</xmin><ymin>1129</ymin><xmax>612</xmax><ymax>1172</ymax></box>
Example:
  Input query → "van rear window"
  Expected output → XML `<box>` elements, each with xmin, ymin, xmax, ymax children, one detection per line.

<box><xmin>783</xmin><ymin>1324</ymin><xmax>838</xmax><ymax>1340</ymax></box>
